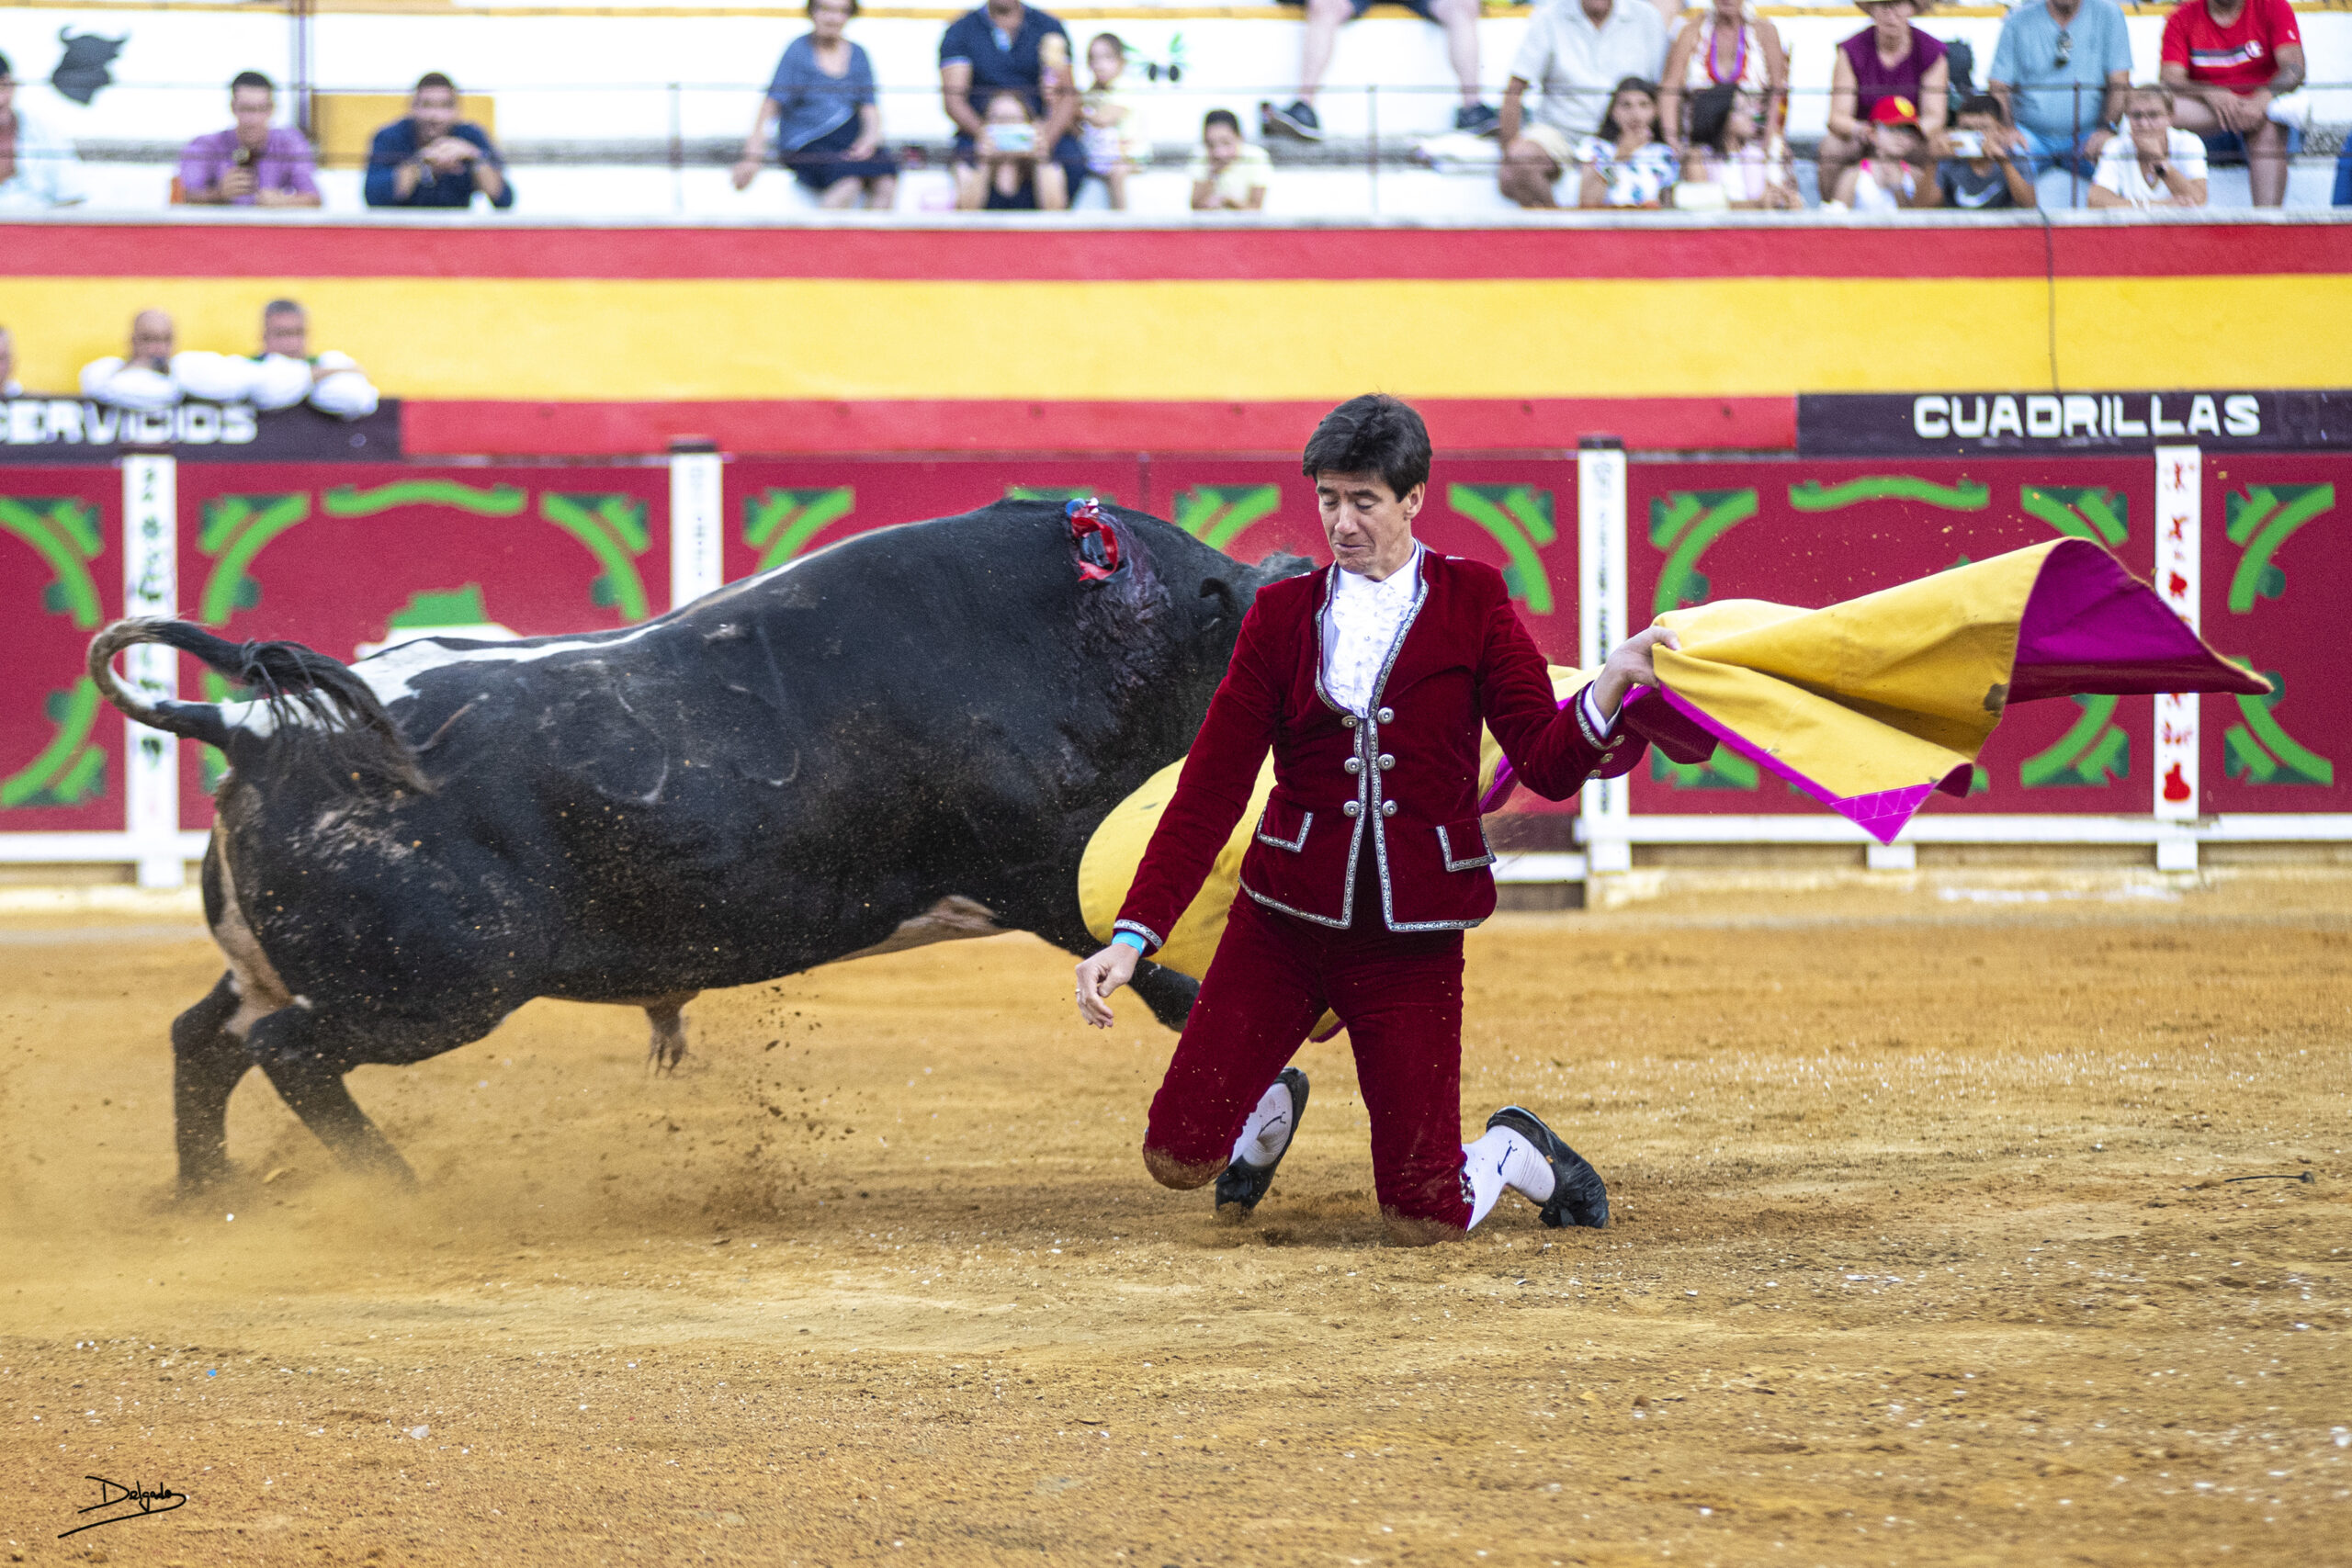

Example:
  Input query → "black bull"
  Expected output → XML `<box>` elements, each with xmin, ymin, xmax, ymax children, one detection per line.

<box><xmin>89</xmin><ymin>502</ymin><xmax>1310</xmax><ymax>1191</ymax></box>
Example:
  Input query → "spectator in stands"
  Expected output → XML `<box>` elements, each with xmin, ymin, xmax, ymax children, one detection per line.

<box><xmin>2337</xmin><ymin>137</ymin><xmax>2352</xmax><ymax>207</ymax></box>
<box><xmin>0</xmin><ymin>51</ymin><xmax>87</xmax><ymax>210</ymax></box>
<box><xmin>1261</xmin><ymin>0</ymin><xmax>1498</xmax><ymax>142</ymax></box>
<box><xmin>1081</xmin><ymin>33</ymin><xmax>1148</xmax><ymax>210</ymax></box>
<box><xmin>2088</xmin><ymin>83</ymin><xmax>2209</xmax><ymax>207</ymax></box>
<box><xmin>1497</xmin><ymin>0</ymin><xmax>1671</xmax><ymax>209</ymax></box>
<box><xmin>178</xmin><ymin>71</ymin><xmax>321</xmax><ymax>208</ymax></box>
<box><xmin>1657</xmin><ymin>0</ymin><xmax>1787</xmax><ymax>155</ymax></box>
<box><xmin>1575</xmin><ymin>77</ymin><xmax>1678</xmax><ymax>207</ymax></box>
<box><xmin>175</xmin><ymin>299</ymin><xmax>381</xmax><ymax>418</ymax></box>
<box><xmin>940</xmin><ymin>0</ymin><xmax>1087</xmax><ymax>210</ymax></box>
<box><xmin>1938</xmin><ymin>93</ymin><xmax>2037</xmax><ymax>208</ymax></box>
<box><xmin>1672</xmin><ymin>83</ymin><xmax>1798</xmax><ymax>209</ymax></box>
<box><xmin>732</xmin><ymin>0</ymin><xmax>898</xmax><ymax>209</ymax></box>
<box><xmin>962</xmin><ymin>90</ymin><xmax>1050</xmax><ymax>209</ymax></box>
<box><xmin>80</xmin><ymin>311</ymin><xmax>184</xmax><ymax>412</ymax></box>
<box><xmin>1820</xmin><ymin>0</ymin><xmax>1949</xmax><ymax>203</ymax></box>
<box><xmin>1189</xmin><ymin>108</ymin><xmax>1271</xmax><ymax>210</ymax></box>
<box><xmin>1986</xmin><ymin>0</ymin><xmax>2131</xmax><ymax>182</ymax></box>
<box><xmin>0</xmin><ymin>326</ymin><xmax>18</xmax><ymax>396</ymax></box>
<box><xmin>365</xmin><ymin>73</ymin><xmax>513</xmax><ymax>209</ymax></box>
<box><xmin>2159</xmin><ymin>0</ymin><xmax>2301</xmax><ymax>208</ymax></box>
<box><xmin>1830</xmin><ymin>94</ymin><xmax>1939</xmax><ymax>209</ymax></box>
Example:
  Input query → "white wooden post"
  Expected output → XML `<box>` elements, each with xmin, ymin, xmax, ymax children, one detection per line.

<box><xmin>1577</xmin><ymin>436</ymin><xmax>1632</xmax><ymax>875</ymax></box>
<box><xmin>669</xmin><ymin>438</ymin><xmax>724</xmax><ymax>609</ymax></box>
<box><xmin>2153</xmin><ymin>445</ymin><xmax>2200</xmax><ymax>873</ymax></box>
<box><xmin>122</xmin><ymin>452</ymin><xmax>182</xmax><ymax>888</ymax></box>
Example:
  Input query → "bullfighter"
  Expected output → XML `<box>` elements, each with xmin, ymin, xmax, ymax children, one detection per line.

<box><xmin>1075</xmin><ymin>394</ymin><xmax>1676</xmax><ymax>1243</ymax></box>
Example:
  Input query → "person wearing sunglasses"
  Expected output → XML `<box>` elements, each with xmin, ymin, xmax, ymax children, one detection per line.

<box><xmin>1985</xmin><ymin>0</ymin><xmax>2132</xmax><ymax>196</ymax></box>
<box><xmin>2087</xmin><ymin>82</ymin><xmax>2209</xmax><ymax>208</ymax></box>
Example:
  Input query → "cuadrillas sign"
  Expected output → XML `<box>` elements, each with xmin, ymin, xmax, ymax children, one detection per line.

<box><xmin>1799</xmin><ymin>389</ymin><xmax>2346</xmax><ymax>457</ymax></box>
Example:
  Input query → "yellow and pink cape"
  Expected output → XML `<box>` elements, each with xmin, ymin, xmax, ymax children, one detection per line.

<box><xmin>1080</xmin><ymin>539</ymin><xmax>2267</xmax><ymax>983</ymax></box>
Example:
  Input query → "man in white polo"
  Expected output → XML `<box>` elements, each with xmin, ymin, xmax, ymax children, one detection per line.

<box><xmin>1498</xmin><ymin>0</ymin><xmax>1669</xmax><ymax>208</ymax></box>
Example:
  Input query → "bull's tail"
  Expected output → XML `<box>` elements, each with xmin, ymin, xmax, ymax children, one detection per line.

<box><xmin>88</xmin><ymin>617</ymin><xmax>428</xmax><ymax>792</ymax></box>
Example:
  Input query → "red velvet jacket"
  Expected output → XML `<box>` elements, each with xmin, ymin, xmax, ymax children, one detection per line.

<box><xmin>1114</xmin><ymin>551</ymin><xmax>1633</xmax><ymax>947</ymax></box>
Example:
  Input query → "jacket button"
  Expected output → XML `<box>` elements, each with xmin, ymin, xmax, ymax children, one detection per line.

<box><xmin>1377</xmin><ymin>753</ymin><xmax>1395</xmax><ymax>770</ymax></box>
<box><xmin>1376</xmin><ymin>707</ymin><xmax>1394</xmax><ymax>724</ymax></box>
<box><xmin>1343</xmin><ymin>801</ymin><xmax>1362</xmax><ymax>818</ymax></box>
<box><xmin>1344</xmin><ymin>758</ymin><xmax>1363</xmax><ymax>775</ymax></box>
<box><xmin>1380</xmin><ymin>800</ymin><xmax>1397</xmax><ymax>818</ymax></box>
<box><xmin>1341</xmin><ymin>715</ymin><xmax>1357</xmax><ymax>728</ymax></box>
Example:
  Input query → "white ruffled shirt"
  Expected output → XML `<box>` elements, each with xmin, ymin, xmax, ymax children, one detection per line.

<box><xmin>1321</xmin><ymin>547</ymin><xmax>1423</xmax><ymax>716</ymax></box>
<box><xmin>1319</xmin><ymin>543</ymin><xmax>1619</xmax><ymax>737</ymax></box>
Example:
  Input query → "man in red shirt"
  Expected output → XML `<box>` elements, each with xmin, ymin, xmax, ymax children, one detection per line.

<box><xmin>1073</xmin><ymin>396</ymin><xmax>1678</xmax><ymax>1244</ymax></box>
<box><xmin>2160</xmin><ymin>0</ymin><xmax>2304</xmax><ymax>206</ymax></box>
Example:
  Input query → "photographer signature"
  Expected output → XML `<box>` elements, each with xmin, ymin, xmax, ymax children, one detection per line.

<box><xmin>60</xmin><ymin>1474</ymin><xmax>187</xmax><ymax>1538</ymax></box>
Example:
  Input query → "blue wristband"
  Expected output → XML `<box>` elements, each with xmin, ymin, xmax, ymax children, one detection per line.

<box><xmin>1112</xmin><ymin>931</ymin><xmax>1147</xmax><ymax>953</ymax></box>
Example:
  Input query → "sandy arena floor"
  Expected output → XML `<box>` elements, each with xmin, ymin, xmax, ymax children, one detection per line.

<box><xmin>1</xmin><ymin>874</ymin><xmax>2346</xmax><ymax>1567</ymax></box>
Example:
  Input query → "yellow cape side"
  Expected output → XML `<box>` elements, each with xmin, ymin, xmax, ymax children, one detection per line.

<box><xmin>1650</xmin><ymin>540</ymin><xmax>2062</xmax><ymax>800</ymax></box>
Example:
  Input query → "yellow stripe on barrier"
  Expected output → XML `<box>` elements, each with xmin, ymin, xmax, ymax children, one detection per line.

<box><xmin>6</xmin><ymin>274</ymin><xmax>2346</xmax><ymax>403</ymax></box>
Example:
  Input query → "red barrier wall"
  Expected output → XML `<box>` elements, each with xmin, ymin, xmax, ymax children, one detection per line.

<box><xmin>2200</xmin><ymin>455</ymin><xmax>2343</xmax><ymax>812</ymax></box>
<box><xmin>171</xmin><ymin>465</ymin><xmax>673</xmax><ymax>829</ymax></box>
<box><xmin>1625</xmin><ymin>457</ymin><xmax>2159</xmax><ymax>818</ymax></box>
<box><xmin>0</xmin><ymin>470</ymin><xmax>123</xmax><ymax>831</ymax></box>
<box><xmin>4</xmin><ymin>449</ymin><xmax>2343</xmax><ymax>856</ymax></box>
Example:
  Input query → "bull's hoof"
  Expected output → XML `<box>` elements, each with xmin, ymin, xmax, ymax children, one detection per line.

<box><xmin>174</xmin><ymin>1165</ymin><xmax>246</xmax><ymax>1202</ymax></box>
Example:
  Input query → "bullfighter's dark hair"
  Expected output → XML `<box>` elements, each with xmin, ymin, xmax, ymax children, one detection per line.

<box><xmin>1301</xmin><ymin>395</ymin><xmax>1432</xmax><ymax>500</ymax></box>
<box><xmin>264</xmin><ymin>297</ymin><xmax>303</xmax><ymax>317</ymax></box>
<box><xmin>231</xmin><ymin>70</ymin><xmax>275</xmax><ymax>94</ymax></box>
<box><xmin>1202</xmin><ymin>108</ymin><xmax>1240</xmax><ymax>137</ymax></box>
<box><xmin>414</xmin><ymin>71</ymin><xmax>457</xmax><ymax>95</ymax></box>
<box><xmin>808</xmin><ymin>0</ymin><xmax>860</xmax><ymax>16</ymax></box>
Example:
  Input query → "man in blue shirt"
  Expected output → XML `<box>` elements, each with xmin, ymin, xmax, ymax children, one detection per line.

<box><xmin>937</xmin><ymin>0</ymin><xmax>1087</xmax><ymax>209</ymax></box>
<box><xmin>365</xmin><ymin>73</ymin><xmax>514</xmax><ymax>209</ymax></box>
<box><xmin>1987</xmin><ymin>0</ymin><xmax>2133</xmax><ymax>184</ymax></box>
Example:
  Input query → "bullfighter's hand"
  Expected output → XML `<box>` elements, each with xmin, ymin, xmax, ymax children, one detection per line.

<box><xmin>1593</xmin><ymin>625</ymin><xmax>1683</xmax><ymax>720</ymax></box>
<box><xmin>1075</xmin><ymin>942</ymin><xmax>1139</xmax><ymax>1029</ymax></box>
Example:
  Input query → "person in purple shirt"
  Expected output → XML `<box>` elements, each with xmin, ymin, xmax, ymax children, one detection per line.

<box><xmin>178</xmin><ymin>72</ymin><xmax>321</xmax><ymax>208</ymax></box>
<box><xmin>1819</xmin><ymin>0</ymin><xmax>1950</xmax><ymax>201</ymax></box>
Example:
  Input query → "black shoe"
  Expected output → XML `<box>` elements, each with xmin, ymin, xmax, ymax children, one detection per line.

<box><xmin>1261</xmin><ymin>99</ymin><xmax>1324</xmax><ymax>141</ymax></box>
<box><xmin>1454</xmin><ymin>102</ymin><xmax>1501</xmax><ymax>137</ymax></box>
<box><xmin>1485</xmin><ymin>1105</ymin><xmax>1608</xmax><ymax>1228</ymax></box>
<box><xmin>1215</xmin><ymin>1067</ymin><xmax>1309</xmax><ymax>1219</ymax></box>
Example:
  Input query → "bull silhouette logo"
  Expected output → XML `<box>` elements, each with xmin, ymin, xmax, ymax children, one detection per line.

<box><xmin>51</xmin><ymin>29</ymin><xmax>128</xmax><ymax>106</ymax></box>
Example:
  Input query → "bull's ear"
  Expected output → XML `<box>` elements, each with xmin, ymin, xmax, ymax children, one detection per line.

<box><xmin>1196</xmin><ymin>576</ymin><xmax>1240</xmax><ymax>629</ymax></box>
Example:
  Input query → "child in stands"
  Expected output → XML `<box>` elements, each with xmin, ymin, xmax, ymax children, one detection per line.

<box><xmin>1672</xmin><ymin>84</ymin><xmax>1798</xmax><ymax>209</ymax></box>
<box><xmin>1576</xmin><ymin>77</ymin><xmax>1679</xmax><ymax>209</ymax></box>
<box><xmin>1189</xmin><ymin>108</ymin><xmax>1271</xmax><ymax>211</ymax></box>
<box><xmin>1080</xmin><ymin>32</ymin><xmax>1148</xmax><ymax>210</ymax></box>
<box><xmin>1832</xmin><ymin>93</ymin><xmax>1939</xmax><ymax>209</ymax></box>
<box><xmin>1936</xmin><ymin>94</ymin><xmax>2037</xmax><ymax>209</ymax></box>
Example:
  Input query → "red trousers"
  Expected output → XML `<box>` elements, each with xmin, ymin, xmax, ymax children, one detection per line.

<box><xmin>1144</xmin><ymin>888</ymin><xmax>1473</xmax><ymax>1230</ymax></box>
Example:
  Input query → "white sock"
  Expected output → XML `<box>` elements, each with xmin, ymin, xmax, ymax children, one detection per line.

<box><xmin>1460</xmin><ymin>1127</ymin><xmax>1555</xmax><ymax>1230</ymax></box>
<box><xmin>1229</xmin><ymin>1077</ymin><xmax>1295</xmax><ymax>1168</ymax></box>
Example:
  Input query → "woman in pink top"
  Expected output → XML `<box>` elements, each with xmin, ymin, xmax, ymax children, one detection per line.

<box><xmin>1819</xmin><ymin>0</ymin><xmax>1949</xmax><ymax>200</ymax></box>
<box><xmin>1657</xmin><ymin>0</ymin><xmax>1787</xmax><ymax>154</ymax></box>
